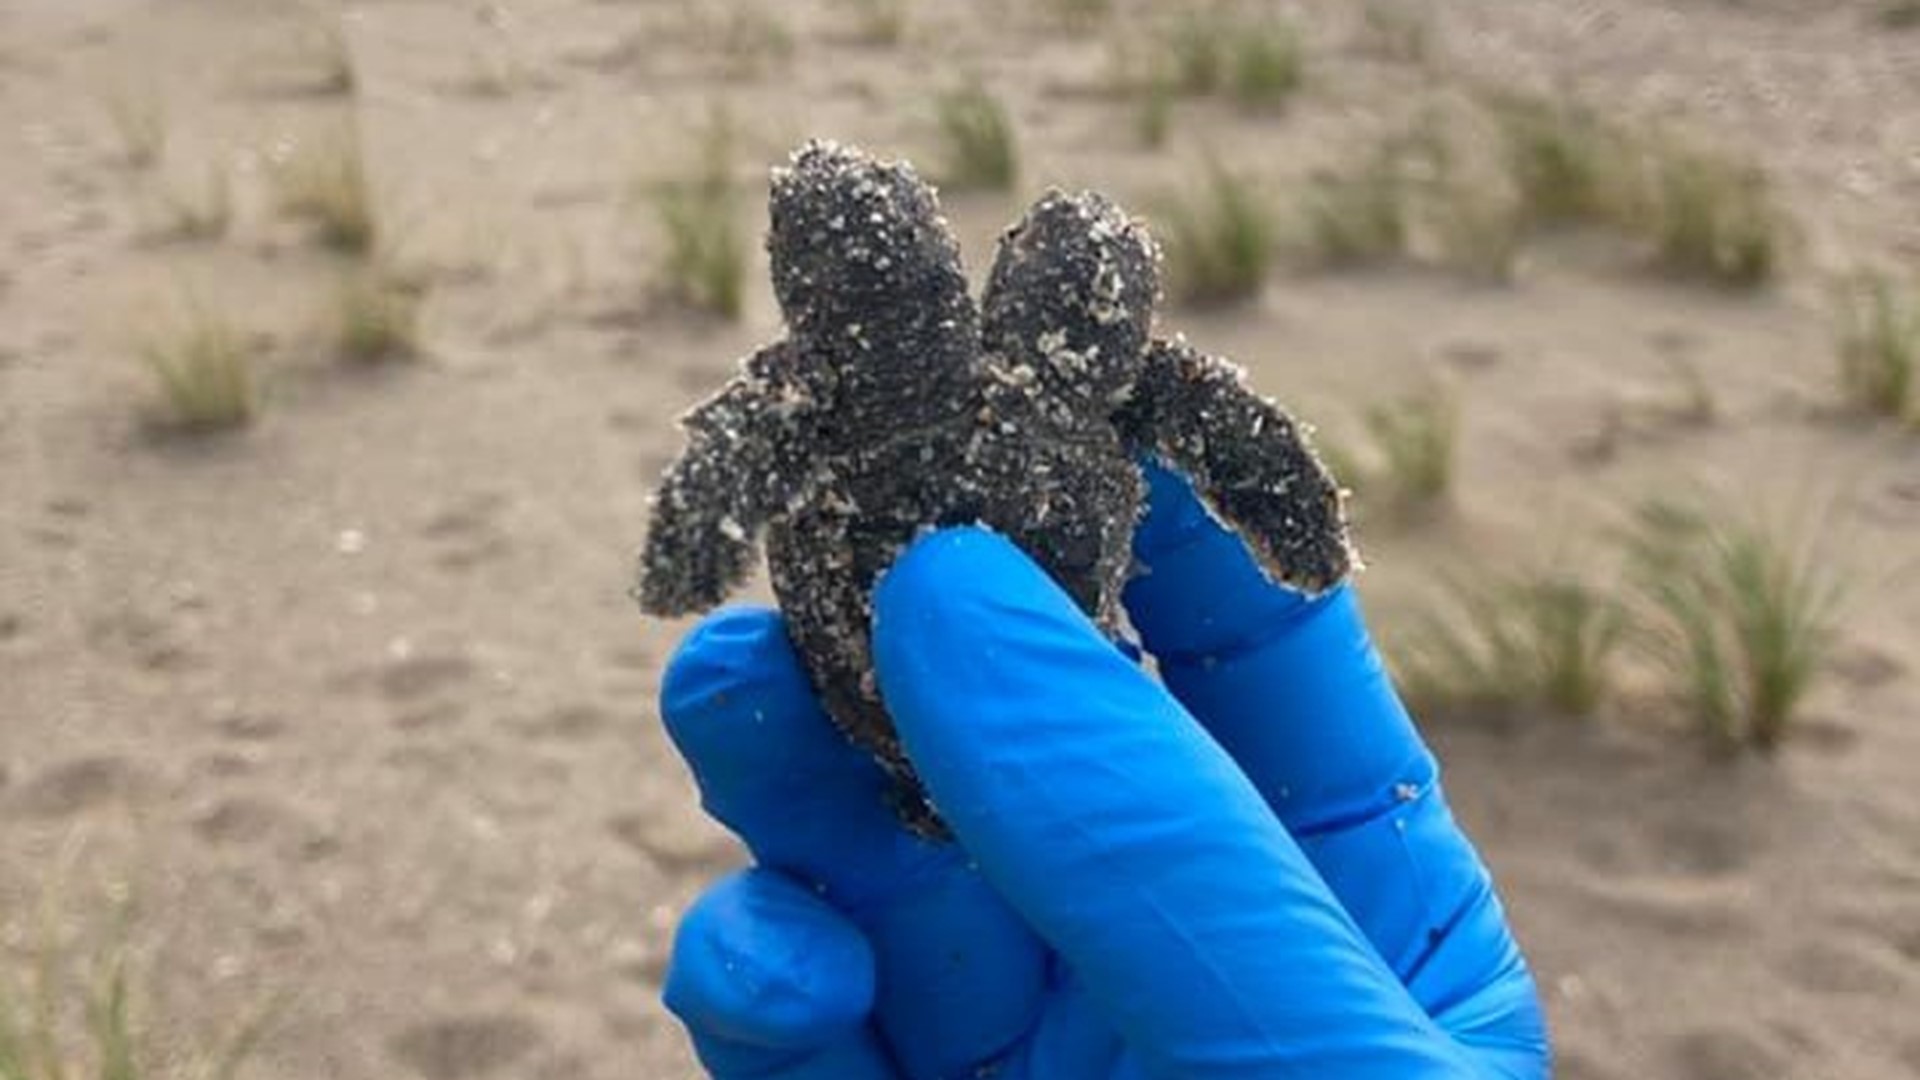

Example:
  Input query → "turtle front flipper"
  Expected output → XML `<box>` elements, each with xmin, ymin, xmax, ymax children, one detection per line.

<box><xmin>635</xmin><ymin>342</ymin><xmax>817</xmax><ymax>616</ymax></box>
<box><xmin>1118</xmin><ymin>337</ymin><xmax>1355</xmax><ymax>595</ymax></box>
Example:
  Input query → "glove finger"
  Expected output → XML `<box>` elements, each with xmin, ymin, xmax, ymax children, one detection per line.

<box><xmin>664</xmin><ymin>868</ymin><xmax>900</xmax><ymax>1080</ymax></box>
<box><xmin>1126</xmin><ymin>460</ymin><xmax>1432</xmax><ymax>839</ymax></box>
<box><xmin>1127</xmin><ymin>465</ymin><xmax>1551</xmax><ymax>1068</ymax></box>
<box><xmin>872</xmin><ymin>529</ymin><xmax>1470</xmax><ymax>1078</ymax></box>
<box><xmin>661</xmin><ymin>607</ymin><xmax>1048</xmax><ymax>1080</ymax></box>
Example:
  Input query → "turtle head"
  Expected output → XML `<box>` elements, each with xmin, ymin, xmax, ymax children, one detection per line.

<box><xmin>767</xmin><ymin>141</ymin><xmax>972</xmax><ymax>342</ymax></box>
<box><xmin>982</xmin><ymin>190</ymin><xmax>1160</xmax><ymax>410</ymax></box>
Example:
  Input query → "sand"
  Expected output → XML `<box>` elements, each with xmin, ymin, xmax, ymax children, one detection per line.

<box><xmin>0</xmin><ymin>0</ymin><xmax>1916</xmax><ymax>1077</ymax></box>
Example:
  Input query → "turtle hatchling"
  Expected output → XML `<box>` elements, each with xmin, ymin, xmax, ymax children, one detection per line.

<box><xmin>637</xmin><ymin>140</ymin><xmax>1352</xmax><ymax>835</ymax></box>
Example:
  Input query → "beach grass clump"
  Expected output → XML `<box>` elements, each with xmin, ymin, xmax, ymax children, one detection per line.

<box><xmin>836</xmin><ymin>0</ymin><xmax>910</xmax><ymax>44</ymax></box>
<box><xmin>140</xmin><ymin>300</ymin><xmax>257</xmax><ymax>432</ymax></box>
<box><xmin>1229</xmin><ymin>20</ymin><xmax>1304</xmax><ymax>109</ymax></box>
<box><xmin>452</xmin><ymin>43</ymin><xmax>531</xmax><ymax>98</ymax></box>
<box><xmin>1165</xmin><ymin>10</ymin><xmax>1233</xmax><ymax>96</ymax></box>
<box><xmin>1486</xmin><ymin>91</ymin><xmax>1628</xmax><ymax>228</ymax></box>
<box><xmin>935</xmin><ymin>81</ymin><xmax>1019</xmax><ymax>192</ymax></box>
<box><xmin>1159</xmin><ymin>165</ymin><xmax>1277</xmax><ymax>306</ymax></box>
<box><xmin>1393</xmin><ymin>566</ymin><xmax>1626</xmax><ymax>719</ymax></box>
<box><xmin>1834</xmin><ymin>271</ymin><xmax>1917</xmax><ymax>419</ymax></box>
<box><xmin>1486</xmin><ymin>90</ymin><xmax>1783</xmax><ymax>285</ymax></box>
<box><xmin>1361</xmin><ymin>389</ymin><xmax>1458</xmax><ymax>508</ymax></box>
<box><xmin>1359</xmin><ymin>0</ymin><xmax>1433</xmax><ymax>63</ymax></box>
<box><xmin>1</xmin><ymin>896</ymin><xmax>271</xmax><ymax>1080</ymax></box>
<box><xmin>1625</xmin><ymin>500</ymin><xmax>1846</xmax><ymax>752</ymax></box>
<box><xmin>1300</xmin><ymin>147</ymin><xmax>1409</xmax><ymax>268</ymax></box>
<box><xmin>333</xmin><ymin>267</ymin><xmax>425</xmax><ymax>364</ymax></box>
<box><xmin>100</xmin><ymin>87</ymin><xmax>166</xmax><ymax>169</ymax></box>
<box><xmin>1429</xmin><ymin>173</ymin><xmax>1525</xmax><ymax>283</ymax></box>
<box><xmin>1163</xmin><ymin>9</ymin><xmax>1305</xmax><ymax>108</ymax></box>
<box><xmin>1134</xmin><ymin>73</ymin><xmax>1176</xmax><ymax>149</ymax></box>
<box><xmin>1297</xmin><ymin>120</ymin><xmax>1521</xmax><ymax>280</ymax></box>
<box><xmin>703</xmin><ymin>3</ymin><xmax>795</xmax><ymax>78</ymax></box>
<box><xmin>152</xmin><ymin>161</ymin><xmax>233</xmax><ymax>242</ymax></box>
<box><xmin>1044</xmin><ymin>0</ymin><xmax>1111</xmax><ymax>29</ymax></box>
<box><xmin>272</xmin><ymin>125</ymin><xmax>378</xmax><ymax>255</ymax></box>
<box><xmin>1664</xmin><ymin>356</ymin><xmax>1719</xmax><ymax>427</ymax></box>
<box><xmin>295</xmin><ymin>9</ymin><xmax>356</xmax><ymax>96</ymax></box>
<box><xmin>1635</xmin><ymin>137</ymin><xmax>1780</xmax><ymax>287</ymax></box>
<box><xmin>655</xmin><ymin>116</ymin><xmax>747</xmax><ymax>319</ymax></box>
<box><xmin>1879</xmin><ymin>0</ymin><xmax>1920</xmax><ymax>28</ymax></box>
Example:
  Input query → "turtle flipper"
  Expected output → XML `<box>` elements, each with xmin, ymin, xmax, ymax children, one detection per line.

<box><xmin>1119</xmin><ymin>337</ymin><xmax>1354</xmax><ymax>595</ymax></box>
<box><xmin>636</xmin><ymin>343</ymin><xmax>816</xmax><ymax>615</ymax></box>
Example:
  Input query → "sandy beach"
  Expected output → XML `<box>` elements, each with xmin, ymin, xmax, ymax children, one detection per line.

<box><xmin>1</xmin><ymin>1</ymin><xmax>1917</xmax><ymax>1076</ymax></box>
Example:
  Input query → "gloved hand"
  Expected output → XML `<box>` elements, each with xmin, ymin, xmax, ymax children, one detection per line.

<box><xmin>654</xmin><ymin>464</ymin><xmax>1550</xmax><ymax>1080</ymax></box>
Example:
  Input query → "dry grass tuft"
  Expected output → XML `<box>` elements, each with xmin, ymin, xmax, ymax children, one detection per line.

<box><xmin>1389</xmin><ymin>497</ymin><xmax>1845</xmax><ymax>745</ymax></box>
<box><xmin>1431</xmin><ymin>189</ymin><xmax>1524</xmax><ymax>282</ymax></box>
<box><xmin>935</xmin><ymin>81</ymin><xmax>1019</xmax><ymax>192</ymax></box>
<box><xmin>453</xmin><ymin>47</ymin><xmax>531</xmax><ymax>98</ymax></box>
<box><xmin>333</xmin><ymin>267</ymin><xmax>426</xmax><ymax>364</ymax></box>
<box><xmin>1626</xmin><ymin>500</ymin><xmax>1846</xmax><ymax>752</ymax></box>
<box><xmin>1665</xmin><ymin>356</ymin><xmax>1719</xmax><ymax>427</ymax></box>
<box><xmin>1</xmin><ymin>888</ymin><xmax>272</xmax><ymax>1080</ymax></box>
<box><xmin>1295</xmin><ymin>120</ymin><xmax>1522</xmax><ymax>280</ymax></box>
<box><xmin>1879</xmin><ymin>0</ymin><xmax>1920</xmax><ymax>28</ymax></box>
<box><xmin>653</xmin><ymin>114</ymin><xmax>747</xmax><ymax>319</ymax></box>
<box><xmin>700</xmin><ymin>4</ymin><xmax>795</xmax><ymax>78</ymax></box>
<box><xmin>1359</xmin><ymin>0</ymin><xmax>1433</xmax><ymax>63</ymax></box>
<box><xmin>1424</xmin><ymin>148</ymin><xmax>1526</xmax><ymax>283</ymax></box>
<box><xmin>1300</xmin><ymin>146</ymin><xmax>1408</xmax><ymax>268</ymax></box>
<box><xmin>1162</xmin><ymin>9</ymin><xmax>1304</xmax><ymax>108</ymax></box>
<box><xmin>100</xmin><ymin>88</ymin><xmax>166</xmax><ymax>170</ymax></box>
<box><xmin>150</xmin><ymin>161</ymin><xmax>234</xmax><ymax>243</ymax></box>
<box><xmin>1158</xmin><ymin>164</ymin><xmax>1277</xmax><ymax>306</ymax></box>
<box><xmin>1134</xmin><ymin>74</ymin><xmax>1176</xmax><ymax>149</ymax></box>
<box><xmin>835</xmin><ymin>0</ymin><xmax>910</xmax><ymax>44</ymax></box>
<box><xmin>1164</xmin><ymin>10</ymin><xmax>1232</xmax><ymax>96</ymax></box>
<box><xmin>1485</xmin><ymin>90</ymin><xmax>1783</xmax><ymax>285</ymax></box>
<box><xmin>1634</xmin><ymin>137</ymin><xmax>1780</xmax><ymax>287</ymax></box>
<box><xmin>1229</xmin><ymin>20</ymin><xmax>1304</xmax><ymax>109</ymax></box>
<box><xmin>1043</xmin><ymin>0</ymin><xmax>1111</xmax><ymax>30</ymax></box>
<box><xmin>288</xmin><ymin>5</ymin><xmax>356</xmax><ymax>96</ymax></box>
<box><xmin>1487</xmin><ymin>91</ymin><xmax>1628</xmax><ymax>227</ymax></box>
<box><xmin>272</xmin><ymin>125</ymin><xmax>378</xmax><ymax>254</ymax></box>
<box><xmin>1360</xmin><ymin>388</ymin><xmax>1458</xmax><ymax>509</ymax></box>
<box><xmin>1324</xmin><ymin>387</ymin><xmax>1460</xmax><ymax>513</ymax></box>
<box><xmin>139</xmin><ymin>300</ymin><xmax>257</xmax><ymax>432</ymax></box>
<box><xmin>1392</xmin><ymin>564</ymin><xmax>1627</xmax><ymax>720</ymax></box>
<box><xmin>1835</xmin><ymin>271</ymin><xmax>1918</xmax><ymax>420</ymax></box>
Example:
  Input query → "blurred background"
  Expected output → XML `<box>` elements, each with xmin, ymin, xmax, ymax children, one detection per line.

<box><xmin>1</xmin><ymin>0</ymin><xmax>1917</xmax><ymax>1077</ymax></box>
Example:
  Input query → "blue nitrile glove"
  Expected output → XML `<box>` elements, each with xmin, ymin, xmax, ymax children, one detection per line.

<box><xmin>655</xmin><ymin>464</ymin><xmax>1550</xmax><ymax>1080</ymax></box>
